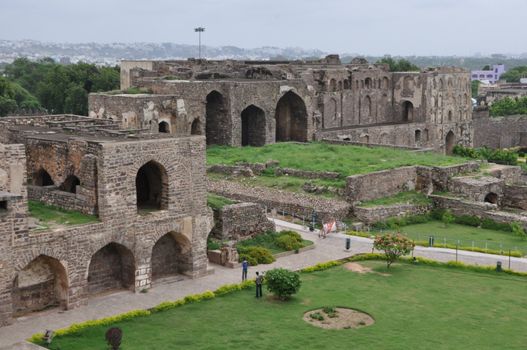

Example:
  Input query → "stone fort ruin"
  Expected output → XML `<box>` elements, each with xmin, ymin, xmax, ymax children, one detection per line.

<box><xmin>0</xmin><ymin>55</ymin><xmax>476</xmax><ymax>327</ymax></box>
<box><xmin>89</xmin><ymin>55</ymin><xmax>473</xmax><ymax>154</ymax></box>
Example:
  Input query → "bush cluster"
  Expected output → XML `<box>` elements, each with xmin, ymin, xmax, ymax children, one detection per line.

<box><xmin>238</xmin><ymin>246</ymin><xmax>276</xmax><ymax>266</ymax></box>
<box><xmin>265</xmin><ymin>268</ymin><xmax>301</xmax><ymax>300</ymax></box>
<box><xmin>431</xmin><ymin>209</ymin><xmax>513</xmax><ymax>232</ymax></box>
<box><xmin>453</xmin><ymin>145</ymin><xmax>518</xmax><ymax>165</ymax></box>
<box><xmin>275</xmin><ymin>230</ymin><xmax>304</xmax><ymax>251</ymax></box>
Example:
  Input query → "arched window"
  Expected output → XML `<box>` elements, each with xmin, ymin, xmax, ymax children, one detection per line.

<box><xmin>34</xmin><ymin>169</ymin><xmax>54</xmax><ymax>186</ymax></box>
<box><xmin>365</xmin><ymin>78</ymin><xmax>372</xmax><ymax>89</ymax></box>
<box><xmin>241</xmin><ymin>105</ymin><xmax>266</xmax><ymax>146</ymax></box>
<box><xmin>158</xmin><ymin>121</ymin><xmax>170</xmax><ymax>133</ymax></box>
<box><xmin>402</xmin><ymin>101</ymin><xmax>414</xmax><ymax>122</ymax></box>
<box><xmin>415</xmin><ymin>130</ymin><xmax>422</xmax><ymax>144</ymax></box>
<box><xmin>191</xmin><ymin>119</ymin><xmax>201</xmax><ymax>135</ymax></box>
<box><xmin>136</xmin><ymin>160</ymin><xmax>168</xmax><ymax>211</ymax></box>
<box><xmin>484</xmin><ymin>192</ymin><xmax>498</xmax><ymax>204</ymax></box>
<box><xmin>88</xmin><ymin>243</ymin><xmax>135</xmax><ymax>295</ymax></box>
<box><xmin>60</xmin><ymin>175</ymin><xmax>80</xmax><ymax>194</ymax></box>
<box><xmin>445</xmin><ymin>131</ymin><xmax>455</xmax><ymax>155</ymax></box>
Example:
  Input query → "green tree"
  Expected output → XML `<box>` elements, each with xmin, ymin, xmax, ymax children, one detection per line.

<box><xmin>500</xmin><ymin>66</ymin><xmax>527</xmax><ymax>83</ymax></box>
<box><xmin>442</xmin><ymin>210</ymin><xmax>455</xmax><ymax>227</ymax></box>
<box><xmin>510</xmin><ymin>222</ymin><xmax>526</xmax><ymax>240</ymax></box>
<box><xmin>64</xmin><ymin>85</ymin><xmax>88</xmax><ymax>115</ymax></box>
<box><xmin>376</xmin><ymin>57</ymin><xmax>420</xmax><ymax>72</ymax></box>
<box><xmin>265</xmin><ymin>268</ymin><xmax>301</xmax><ymax>300</ymax></box>
<box><xmin>482</xmin><ymin>65</ymin><xmax>491</xmax><ymax>70</ymax></box>
<box><xmin>471</xmin><ymin>80</ymin><xmax>480</xmax><ymax>98</ymax></box>
<box><xmin>0</xmin><ymin>96</ymin><xmax>18</xmax><ymax>117</ymax></box>
<box><xmin>373</xmin><ymin>233</ymin><xmax>415</xmax><ymax>268</ymax></box>
<box><xmin>490</xmin><ymin>97</ymin><xmax>527</xmax><ymax>117</ymax></box>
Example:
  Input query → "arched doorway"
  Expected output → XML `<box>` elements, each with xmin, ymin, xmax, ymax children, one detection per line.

<box><xmin>402</xmin><ymin>101</ymin><xmax>414</xmax><ymax>122</ymax></box>
<box><xmin>445</xmin><ymin>131</ymin><xmax>455</xmax><ymax>155</ymax></box>
<box><xmin>136</xmin><ymin>160</ymin><xmax>168</xmax><ymax>211</ymax></box>
<box><xmin>34</xmin><ymin>169</ymin><xmax>54</xmax><ymax>186</ymax></box>
<box><xmin>12</xmin><ymin>255</ymin><xmax>68</xmax><ymax>316</ymax></box>
<box><xmin>275</xmin><ymin>91</ymin><xmax>308</xmax><ymax>142</ymax></box>
<box><xmin>87</xmin><ymin>243</ymin><xmax>135</xmax><ymax>295</ymax></box>
<box><xmin>241</xmin><ymin>105</ymin><xmax>266</xmax><ymax>147</ymax></box>
<box><xmin>158</xmin><ymin>121</ymin><xmax>170</xmax><ymax>133</ymax></box>
<box><xmin>151</xmin><ymin>232</ymin><xmax>192</xmax><ymax>282</ymax></box>
<box><xmin>60</xmin><ymin>175</ymin><xmax>80</xmax><ymax>194</ymax></box>
<box><xmin>415</xmin><ymin>130</ymin><xmax>422</xmax><ymax>144</ymax></box>
<box><xmin>191</xmin><ymin>119</ymin><xmax>201</xmax><ymax>135</ymax></box>
<box><xmin>484</xmin><ymin>192</ymin><xmax>498</xmax><ymax>204</ymax></box>
<box><xmin>206</xmin><ymin>91</ymin><xmax>229</xmax><ymax>145</ymax></box>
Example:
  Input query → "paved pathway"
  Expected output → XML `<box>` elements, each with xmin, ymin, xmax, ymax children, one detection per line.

<box><xmin>1</xmin><ymin>218</ymin><xmax>526</xmax><ymax>347</ymax></box>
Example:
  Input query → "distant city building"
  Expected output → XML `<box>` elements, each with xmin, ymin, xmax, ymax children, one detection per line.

<box><xmin>471</xmin><ymin>64</ymin><xmax>506</xmax><ymax>84</ymax></box>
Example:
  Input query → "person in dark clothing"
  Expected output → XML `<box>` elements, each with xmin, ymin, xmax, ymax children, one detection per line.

<box><xmin>242</xmin><ymin>258</ymin><xmax>249</xmax><ymax>281</ymax></box>
<box><xmin>255</xmin><ymin>271</ymin><xmax>264</xmax><ymax>298</ymax></box>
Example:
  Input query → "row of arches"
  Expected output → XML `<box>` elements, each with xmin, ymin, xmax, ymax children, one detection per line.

<box><xmin>33</xmin><ymin>169</ymin><xmax>80</xmax><ymax>194</ymax></box>
<box><xmin>205</xmin><ymin>90</ymin><xmax>308</xmax><ymax>146</ymax></box>
<box><xmin>12</xmin><ymin>232</ymin><xmax>191</xmax><ymax>316</ymax></box>
<box><xmin>158</xmin><ymin>119</ymin><xmax>201</xmax><ymax>135</ymax></box>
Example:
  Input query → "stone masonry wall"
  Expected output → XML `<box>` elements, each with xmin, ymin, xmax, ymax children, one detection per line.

<box><xmin>212</xmin><ymin>202</ymin><xmax>276</xmax><ymax>241</ymax></box>
<box><xmin>354</xmin><ymin>203</ymin><xmax>432</xmax><ymax>224</ymax></box>
<box><xmin>473</xmin><ymin>114</ymin><xmax>527</xmax><ymax>148</ymax></box>
<box><xmin>346</xmin><ymin>167</ymin><xmax>417</xmax><ymax>203</ymax></box>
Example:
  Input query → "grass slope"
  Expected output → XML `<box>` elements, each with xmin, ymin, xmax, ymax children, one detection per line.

<box><xmin>375</xmin><ymin>220</ymin><xmax>527</xmax><ymax>255</ymax></box>
<box><xmin>47</xmin><ymin>261</ymin><xmax>527</xmax><ymax>349</ymax></box>
<box><xmin>207</xmin><ymin>142</ymin><xmax>467</xmax><ymax>177</ymax></box>
<box><xmin>359</xmin><ymin>191</ymin><xmax>431</xmax><ymax>207</ymax></box>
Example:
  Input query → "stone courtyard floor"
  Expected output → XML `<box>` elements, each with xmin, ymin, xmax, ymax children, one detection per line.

<box><xmin>2</xmin><ymin>218</ymin><xmax>527</xmax><ymax>348</ymax></box>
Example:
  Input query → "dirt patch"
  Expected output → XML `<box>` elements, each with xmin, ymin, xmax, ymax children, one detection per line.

<box><xmin>344</xmin><ymin>262</ymin><xmax>391</xmax><ymax>277</ymax></box>
<box><xmin>343</xmin><ymin>262</ymin><xmax>372</xmax><ymax>273</ymax></box>
<box><xmin>304</xmin><ymin>307</ymin><xmax>374</xmax><ymax>330</ymax></box>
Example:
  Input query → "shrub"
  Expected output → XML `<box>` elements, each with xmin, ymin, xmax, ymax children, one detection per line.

<box><xmin>454</xmin><ymin>215</ymin><xmax>481</xmax><ymax>227</ymax></box>
<box><xmin>442</xmin><ymin>210</ymin><xmax>455</xmax><ymax>227</ymax></box>
<box><xmin>238</xmin><ymin>246</ymin><xmax>275</xmax><ymax>265</ymax></box>
<box><xmin>310</xmin><ymin>312</ymin><xmax>324</xmax><ymax>321</ymax></box>
<box><xmin>453</xmin><ymin>145</ymin><xmax>518</xmax><ymax>165</ymax></box>
<box><xmin>279</xmin><ymin>230</ymin><xmax>303</xmax><ymax>242</ymax></box>
<box><xmin>265</xmin><ymin>268</ymin><xmax>301</xmax><ymax>300</ymax></box>
<box><xmin>276</xmin><ymin>234</ymin><xmax>303</xmax><ymax>251</ymax></box>
<box><xmin>207</xmin><ymin>238</ymin><xmax>221</xmax><ymax>250</ymax></box>
<box><xmin>105</xmin><ymin>327</ymin><xmax>122</xmax><ymax>350</ymax></box>
<box><xmin>511</xmin><ymin>222</ymin><xmax>526</xmax><ymax>240</ymax></box>
<box><xmin>373</xmin><ymin>233</ymin><xmax>415</xmax><ymax>268</ymax></box>
<box><xmin>301</xmin><ymin>260</ymin><xmax>343</xmax><ymax>272</ymax></box>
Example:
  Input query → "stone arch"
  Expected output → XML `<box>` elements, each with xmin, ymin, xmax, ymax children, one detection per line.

<box><xmin>484</xmin><ymin>192</ymin><xmax>498</xmax><ymax>204</ymax></box>
<box><xmin>402</xmin><ymin>101</ymin><xmax>414</xmax><ymax>122</ymax></box>
<box><xmin>205</xmin><ymin>90</ymin><xmax>229</xmax><ymax>145</ymax></box>
<box><xmin>191</xmin><ymin>118</ymin><xmax>201</xmax><ymax>135</ymax></box>
<box><xmin>12</xmin><ymin>255</ymin><xmax>68</xmax><ymax>316</ymax></box>
<box><xmin>136</xmin><ymin>160</ymin><xmax>168</xmax><ymax>211</ymax></box>
<box><xmin>445</xmin><ymin>131</ymin><xmax>455</xmax><ymax>155</ymax></box>
<box><xmin>364</xmin><ymin>96</ymin><xmax>372</xmax><ymax>117</ymax></box>
<box><xmin>415</xmin><ymin>130</ymin><xmax>422</xmax><ymax>144</ymax></box>
<box><xmin>275</xmin><ymin>91</ymin><xmax>308</xmax><ymax>142</ymax></box>
<box><xmin>328</xmin><ymin>98</ymin><xmax>338</xmax><ymax>121</ymax></box>
<box><xmin>343</xmin><ymin>80</ymin><xmax>350</xmax><ymax>89</ymax></box>
<box><xmin>158</xmin><ymin>121</ymin><xmax>170</xmax><ymax>133</ymax></box>
<box><xmin>59</xmin><ymin>175</ymin><xmax>80</xmax><ymax>194</ymax></box>
<box><xmin>241</xmin><ymin>105</ymin><xmax>266</xmax><ymax>147</ymax></box>
<box><xmin>329</xmin><ymin>79</ymin><xmax>337</xmax><ymax>92</ymax></box>
<box><xmin>151</xmin><ymin>232</ymin><xmax>193</xmax><ymax>281</ymax></box>
<box><xmin>34</xmin><ymin>168</ymin><xmax>54</xmax><ymax>186</ymax></box>
<box><xmin>403</xmin><ymin>76</ymin><xmax>414</xmax><ymax>90</ymax></box>
<box><xmin>87</xmin><ymin>243</ymin><xmax>135</xmax><ymax>295</ymax></box>
<box><xmin>365</xmin><ymin>78</ymin><xmax>372</xmax><ymax>89</ymax></box>
<box><xmin>383</xmin><ymin>77</ymin><xmax>389</xmax><ymax>89</ymax></box>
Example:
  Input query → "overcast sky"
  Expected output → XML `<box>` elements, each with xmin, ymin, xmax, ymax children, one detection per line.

<box><xmin>1</xmin><ymin>0</ymin><xmax>525</xmax><ymax>56</ymax></box>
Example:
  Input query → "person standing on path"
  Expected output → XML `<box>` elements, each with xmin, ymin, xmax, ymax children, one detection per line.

<box><xmin>255</xmin><ymin>271</ymin><xmax>263</xmax><ymax>298</ymax></box>
<box><xmin>242</xmin><ymin>258</ymin><xmax>249</xmax><ymax>281</ymax></box>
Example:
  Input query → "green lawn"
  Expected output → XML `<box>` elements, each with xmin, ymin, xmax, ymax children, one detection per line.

<box><xmin>374</xmin><ymin>220</ymin><xmax>527</xmax><ymax>255</ymax></box>
<box><xmin>45</xmin><ymin>261</ymin><xmax>527</xmax><ymax>349</ymax></box>
<box><xmin>207</xmin><ymin>142</ymin><xmax>468</xmax><ymax>177</ymax></box>
<box><xmin>207</xmin><ymin>193</ymin><xmax>236</xmax><ymax>210</ymax></box>
<box><xmin>358</xmin><ymin>191</ymin><xmax>431</xmax><ymax>207</ymax></box>
<box><xmin>28</xmin><ymin>200</ymin><xmax>99</xmax><ymax>229</ymax></box>
<box><xmin>236</xmin><ymin>231</ymin><xmax>313</xmax><ymax>254</ymax></box>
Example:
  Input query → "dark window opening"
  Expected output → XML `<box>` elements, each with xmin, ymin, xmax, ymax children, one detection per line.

<box><xmin>60</xmin><ymin>175</ymin><xmax>80</xmax><ymax>194</ymax></box>
<box><xmin>136</xmin><ymin>161</ymin><xmax>168</xmax><ymax>211</ymax></box>
<box><xmin>34</xmin><ymin>169</ymin><xmax>54</xmax><ymax>186</ymax></box>
<box><xmin>484</xmin><ymin>192</ymin><xmax>498</xmax><ymax>204</ymax></box>
<box><xmin>158</xmin><ymin>121</ymin><xmax>170</xmax><ymax>133</ymax></box>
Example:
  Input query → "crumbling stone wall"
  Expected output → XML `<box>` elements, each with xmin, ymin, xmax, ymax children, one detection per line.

<box><xmin>447</xmin><ymin>176</ymin><xmax>504</xmax><ymax>204</ymax></box>
<box><xmin>0</xmin><ymin>131</ymin><xmax>214</xmax><ymax>326</ymax></box>
<box><xmin>211</xmin><ymin>202</ymin><xmax>275</xmax><ymax>241</ymax></box>
<box><xmin>473</xmin><ymin>114</ymin><xmax>527</xmax><ymax>148</ymax></box>
<box><xmin>354</xmin><ymin>203</ymin><xmax>432</xmax><ymax>224</ymax></box>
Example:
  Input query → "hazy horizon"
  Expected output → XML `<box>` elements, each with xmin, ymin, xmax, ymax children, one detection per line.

<box><xmin>1</xmin><ymin>0</ymin><xmax>526</xmax><ymax>56</ymax></box>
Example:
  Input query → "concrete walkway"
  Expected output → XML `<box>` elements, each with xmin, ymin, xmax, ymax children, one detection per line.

<box><xmin>1</xmin><ymin>218</ymin><xmax>526</xmax><ymax>347</ymax></box>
